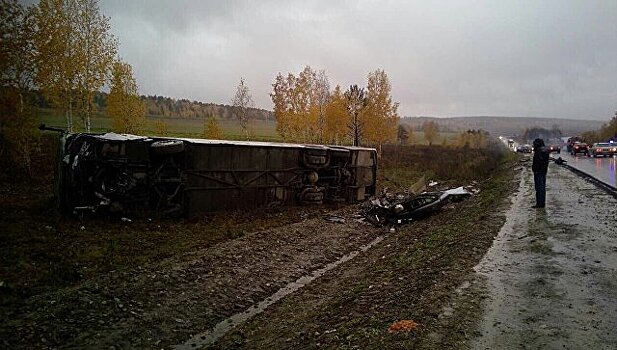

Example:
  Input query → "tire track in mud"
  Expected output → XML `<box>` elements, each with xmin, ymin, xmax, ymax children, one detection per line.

<box><xmin>174</xmin><ymin>236</ymin><xmax>384</xmax><ymax>349</ymax></box>
<box><xmin>2</xmin><ymin>208</ymin><xmax>383</xmax><ymax>349</ymax></box>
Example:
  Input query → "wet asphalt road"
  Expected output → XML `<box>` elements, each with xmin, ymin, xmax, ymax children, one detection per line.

<box><xmin>471</xmin><ymin>163</ymin><xmax>617</xmax><ymax>349</ymax></box>
<box><xmin>560</xmin><ymin>152</ymin><xmax>617</xmax><ymax>187</ymax></box>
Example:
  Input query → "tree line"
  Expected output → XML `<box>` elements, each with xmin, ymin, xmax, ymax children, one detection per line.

<box><xmin>581</xmin><ymin>112</ymin><xmax>617</xmax><ymax>143</ymax></box>
<box><xmin>520</xmin><ymin>126</ymin><xmax>562</xmax><ymax>141</ymax></box>
<box><xmin>397</xmin><ymin>121</ymin><xmax>440</xmax><ymax>146</ymax></box>
<box><xmin>27</xmin><ymin>90</ymin><xmax>273</xmax><ymax>121</ymax></box>
<box><xmin>270</xmin><ymin>66</ymin><xmax>399</xmax><ymax>147</ymax></box>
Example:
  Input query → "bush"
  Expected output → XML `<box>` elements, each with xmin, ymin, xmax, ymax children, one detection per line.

<box><xmin>0</xmin><ymin>88</ymin><xmax>40</xmax><ymax>178</ymax></box>
<box><xmin>381</xmin><ymin>144</ymin><xmax>504</xmax><ymax>181</ymax></box>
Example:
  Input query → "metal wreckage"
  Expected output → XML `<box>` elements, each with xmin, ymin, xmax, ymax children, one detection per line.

<box><xmin>46</xmin><ymin>126</ymin><xmax>378</xmax><ymax>217</ymax></box>
<box><xmin>360</xmin><ymin>186</ymin><xmax>473</xmax><ymax>228</ymax></box>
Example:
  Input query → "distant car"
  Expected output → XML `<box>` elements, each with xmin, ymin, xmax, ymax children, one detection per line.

<box><xmin>547</xmin><ymin>144</ymin><xmax>561</xmax><ymax>154</ymax></box>
<box><xmin>589</xmin><ymin>142</ymin><xmax>617</xmax><ymax>157</ymax></box>
<box><xmin>570</xmin><ymin>141</ymin><xmax>589</xmax><ymax>156</ymax></box>
<box><xmin>517</xmin><ymin>144</ymin><xmax>532</xmax><ymax>153</ymax></box>
<box><xmin>566</xmin><ymin>136</ymin><xmax>584</xmax><ymax>153</ymax></box>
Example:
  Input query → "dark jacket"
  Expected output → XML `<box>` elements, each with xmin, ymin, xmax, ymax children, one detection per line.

<box><xmin>532</xmin><ymin>146</ymin><xmax>550</xmax><ymax>174</ymax></box>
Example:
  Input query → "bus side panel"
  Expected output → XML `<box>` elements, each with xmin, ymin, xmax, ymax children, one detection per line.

<box><xmin>183</xmin><ymin>143</ymin><xmax>305</xmax><ymax>216</ymax></box>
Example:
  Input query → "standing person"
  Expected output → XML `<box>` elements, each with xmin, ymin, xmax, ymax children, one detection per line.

<box><xmin>532</xmin><ymin>138</ymin><xmax>550</xmax><ymax>208</ymax></box>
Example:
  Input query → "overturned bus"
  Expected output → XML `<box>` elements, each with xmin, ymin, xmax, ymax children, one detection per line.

<box><xmin>54</xmin><ymin>131</ymin><xmax>377</xmax><ymax>217</ymax></box>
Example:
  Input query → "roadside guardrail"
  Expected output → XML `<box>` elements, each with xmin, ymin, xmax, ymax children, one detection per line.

<box><xmin>551</xmin><ymin>157</ymin><xmax>617</xmax><ymax>199</ymax></box>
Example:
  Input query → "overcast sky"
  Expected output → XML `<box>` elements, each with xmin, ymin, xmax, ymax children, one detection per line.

<box><xmin>95</xmin><ymin>0</ymin><xmax>617</xmax><ymax>120</ymax></box>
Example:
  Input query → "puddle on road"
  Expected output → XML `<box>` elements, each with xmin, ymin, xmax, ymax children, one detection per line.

<box><xmin>173</xmin><ymin>236</ymin><xmax>384</xmax><ymax>350</ymax></box>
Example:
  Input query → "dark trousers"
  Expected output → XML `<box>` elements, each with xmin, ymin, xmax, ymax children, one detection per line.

<box><xmin>533</xmin><ymin>172</ymin><xmax>547</xmax><ymax>207</ymax></box>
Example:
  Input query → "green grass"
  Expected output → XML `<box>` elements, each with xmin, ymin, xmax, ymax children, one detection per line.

<box><xmin>39</xmin><ymin>108</ymin><xmax>459</xmax><ymax>144</ymax></box>
<box><xmin>408</xmin><ymin>131</ymin><xmax>460</xmax><ymax>145</ymax></box>
<box><xmin>38</xmin><ymin>108</ymin><xmax>280</xmax><ymax>141</ymax></box>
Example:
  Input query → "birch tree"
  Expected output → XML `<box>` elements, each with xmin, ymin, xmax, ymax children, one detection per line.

<box><xmin>344</xmin><ymin>85</ymin><xmax>366</xmax><ymax>147</ymax></box>
<box><xmin>363</xmin><ymin>69</ymin><xmax>399</xmax><ymax>148</ymax></box>
<box><xmin>423</xmin><ymin>121</ymin><xmax>439</xmax><ymax>145</ymax></box>
<box><xmin>203</xmin><ymin>113</ymin><xmax>223</xmax><ymax>139</ymax></box>
<box><xmin>154</xmin><ymin>119</ymin><xmax>168</xmax><ymax>136</ymax></box>
<box><xmin>0</xmin><ymin>0</ymin><xmax>38</xmax><ymax>174</ymax></box>
<box><xmin>271</xmin><ymin>66</ymin><xmax>330</xmax><ymax>143</ymax></box>
<box><xmin>34</xmin><ymin>0</ymin><xmax>116</xmax><ymax>132</ymax></box>
<box><xmin>271</xmin><ymin>73</ymin><xmax>291</xmax><ymax>141</ymax></box>
<box><xmin>293</xmin><ymin>66</ymin><xmax>316</xmax><ymax>142</ymax></box>
<box><xmin>107</xmin><ymin>60</ymin><xmax>145</xmax><ymax>134</ymax></box>
<box><xmin>407</xmin><ymin>125</ymin><xmax>415</xmax><ymax>144</ymax></box>
<box><xmin>397</xmin><ymin>125</ymin><xmax>409</xmax><ymax>145</ymax></box>
<box><xmin>231</xmin><ymin>77</ymin><xmax>254</xmax><ymax>140</ymax></box>
<box><xmin>324</xmin><ymin>85</ymin><xmax>349</xmax><ymax>144</ymax></box>
<box><xmin>75</xmin><ymin>0</ymin><xmax>117</xmax><ymax>132</ymax></box>
<box><xmin>34</xmin><ymin>0</ymin><xmax>79</xmax><ymax>132</ymax></box>
<box><xmin>312</xmin><ymin>69</ymin><xmax>330</xmax><ymax>143</ymax></box>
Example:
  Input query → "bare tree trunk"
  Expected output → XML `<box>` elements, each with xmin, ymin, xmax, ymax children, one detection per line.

<box><xmin>18</xmin><ymin>92</ymin><xmax>23</xmax><ymax>114</ymax></box>
<box><xmin>18</xmin><ymin>90</ymin><xmax>33</xmax><ymax>175</ymax></box>
<box><xmin>21</xmin><ymin>138</ymin><xmax>31</xmax><ymax>177</ymax></box>
<box><xmin>67</xmin><ymin>94</ymin><xmax>73</xmax><ymax>133</ymax></box>
<box><xmin>317</xmin><ymin>106</ymin><xmax>325</xmax><ymax>144</ymax></box>
<box><xmin>353</xmin><ymin>112</ymin><xmax>360</xmax><ymax>146</ymax></box>
<box><xmin>241</xmin><ymin>108</ymin><xmax>250</xmax><ymax>140</ymax></box>
<box><xmin>85</xmin><ymin>99</ymin><xmax>91</xmax><ymax>132</ymax></box>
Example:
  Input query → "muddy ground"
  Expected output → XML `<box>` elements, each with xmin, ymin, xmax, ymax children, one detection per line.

<box><xmin>210</xmin><ymin>165</ymin><xmax>516</xmax><ymax>350</ymax></box>
<box><xmin>1</xmin><ymin>144</ymin><xmax>517</xmax><ymax>349</ymax></box>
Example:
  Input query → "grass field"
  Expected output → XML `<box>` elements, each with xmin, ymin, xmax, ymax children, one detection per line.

<box><xmin>38</xmin><ymin>108</ymin><xmax>459</xmax><ymax>144</ymax></box>
<box><xmin>38</xmin><ymin>108</ymin><xmax>280</xmax><ymax>141</ymax></box>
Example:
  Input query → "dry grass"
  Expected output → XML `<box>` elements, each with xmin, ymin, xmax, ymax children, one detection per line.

<box><xmin>381</xmin><ymin>144</ymin><xmax>505</xmax><ymax>182</ymax></box>
<box><xmin>376</xmin><ymin>143</ymin><xmax>510</xmax><ymax>195</ymax></box>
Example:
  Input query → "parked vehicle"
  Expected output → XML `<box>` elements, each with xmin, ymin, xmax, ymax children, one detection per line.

<box><xmin>570</xmin><ymin>141</ymin><xmax>589</xmax><ymax>156</ymax></box>
<box><xmin>547</xmin><ymin>144</ymin><xmax>561</xmax><ymax>154</ymax></box>
<box><xmin>589</xmin><ymin>142</ymin><xmax>617</xmax><ymax>157</ymax></box>
<box><xmin>49</xmin><ymin>128</ymin><xmax>378</xmax><ymax>217</ymax></box>
<box><xmin>517</xmin><ymin>144</ymin><xmax>532</xmax><ymax>153</ymax></box>
<box><xmin>566</xmin><ymin>136</ymin><xmax>584</xmax><ymax>153</ymax></box>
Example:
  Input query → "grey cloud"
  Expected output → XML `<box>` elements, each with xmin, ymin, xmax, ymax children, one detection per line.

<box><xmin>96</xmin><ymin>0</ymin><xmax>617</xmax><ymax>120</ymax></box>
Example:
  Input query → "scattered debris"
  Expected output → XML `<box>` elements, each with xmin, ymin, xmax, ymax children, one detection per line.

<box><xmin>428</xmin><ymin>181</ymin><xmax>439</xmax><ymax>187</ymax></box>
<box><xmin>388</xmin><ymin>319</ymin><xmax>419</xmax><ymax>333</ymax></box>
<box><xmin>323</xmin><ymin>215</ymin><xmax>346</xmax><ymax>224</ymax></box>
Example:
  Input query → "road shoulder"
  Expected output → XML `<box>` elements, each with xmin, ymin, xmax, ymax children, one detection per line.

<box><xmin>429</xmin><ymin>163</ymin><xmax>617</xmax><ymax>349</ymax></box>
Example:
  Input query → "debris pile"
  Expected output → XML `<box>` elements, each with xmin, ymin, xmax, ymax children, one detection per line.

<box><xmin>361</xmin><ymin>185</ymin><xmax>475</xmax><ymax>229</ymax></box>
<box><xmin>388</xmin><ymin>319</ymin><xmax>419</xmax><ymax>333</ymax></box>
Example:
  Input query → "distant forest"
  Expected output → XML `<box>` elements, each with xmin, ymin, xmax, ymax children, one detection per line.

<box><xmin>32</xmin><ymin>90</ymin><xmax>274</xmax><ymax>121</ymax></box>
<box><xmin>401</xmin><ymin>116</ymin><xmax>605</xmax><ymax>137</ymax></box>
